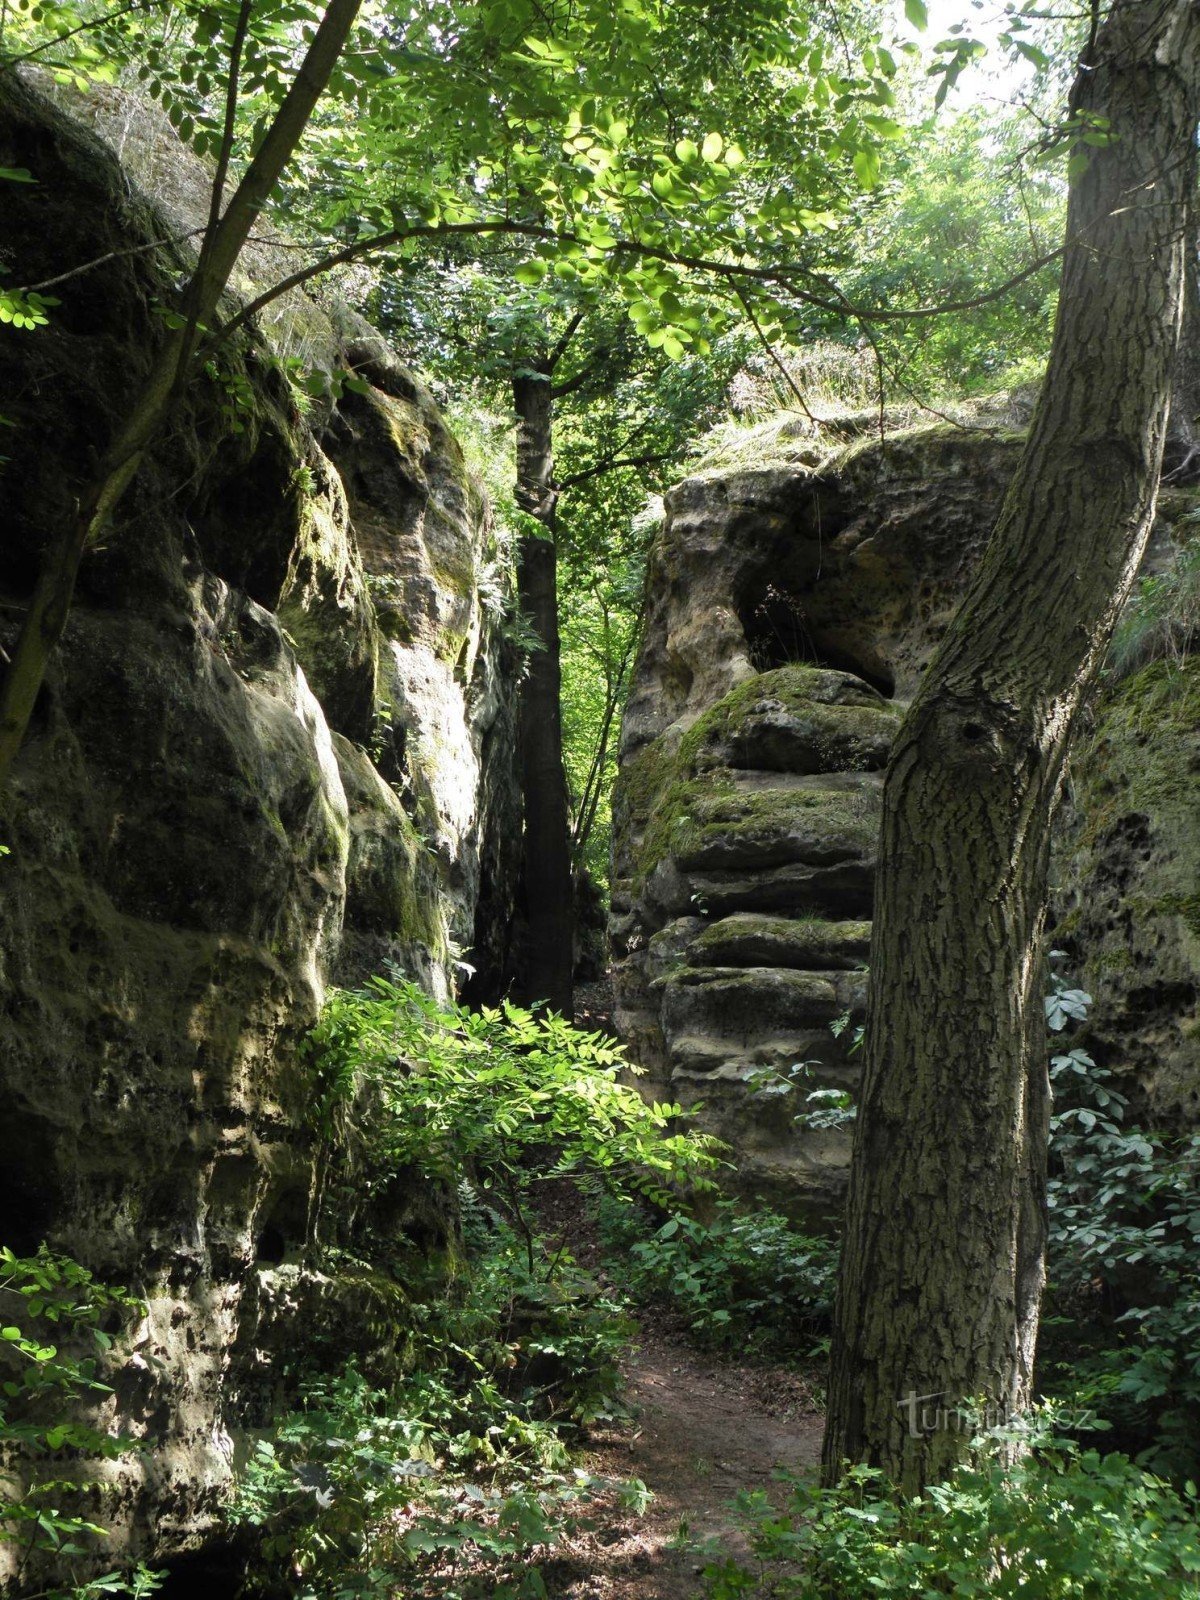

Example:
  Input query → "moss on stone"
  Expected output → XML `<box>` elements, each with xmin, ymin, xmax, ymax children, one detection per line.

<box><xmin>679</xmin><ymin>664</ymin><xmax>889</xmax><ymax>757</ymax></box>
<box><xmin>1156</xmin><ymin>893</ymin><xmax>1200</xmax><ymax>940</ymax></box>
<box><xmin>617</xmin><ymin>664</ymin><xmax>893</xmax><ymax>889</ymax></box>
<box><xmin>689</xmin><ymin>913</ymin><xmax>872</xmax><ymax>970</ymax></box>
<box><xmin>636</xmin><ymin>770</ymin><xmax>736</xmax><ymax>878</ymax></box>
<box><xmin>676</xmin><ymin>664</ymin><xmax>899</xmax><ymax>778</ymax></box>
<box><xmin>1079</xmin><ymin>658</ymin><xmax>1200</xmax><ymax>849</ymax></box>
<box><xmin>674</xmin><ymin>783</ymin><xmax>878</xmax><ymax>871</ymax></box>
<box><xmin>333</xmin><ymin>734</ymin><xmax>443</xmax><ymax>953</ymax></box>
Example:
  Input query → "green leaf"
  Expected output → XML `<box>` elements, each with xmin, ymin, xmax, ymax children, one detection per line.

<box><xmin>852</xmin><ymin>146</ymin><xmax>881</xmax><ymax>191</ymax></box>
<box><xmin>904</xmin><ymin>0</ymin><xmax>928</xmax><ymax>30</ymax></box>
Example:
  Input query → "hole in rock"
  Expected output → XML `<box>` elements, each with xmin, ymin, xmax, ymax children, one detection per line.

<box><xmin>0</xmin><ymin>1118</ymin><xmax>60</xmax><ymax>1256</ymax></box>
<box><xmin>157</xmin><ymin>1540</ymin><xmax>258</xmax><ymax>1600</ymax></box>
<box><xmin>190</xmin><ymin>429</ymin><xmax>298</xmax><ymax>608</ymax></box>
<box><xmin>737</xmin><ymin>581</ymin><xmax>896</xmax><ymax>699</ymax></box>
<box><xmin>254</xmin><ymin>1186</ymin><xmax>309</xmax><ymax>1265</ymax></box>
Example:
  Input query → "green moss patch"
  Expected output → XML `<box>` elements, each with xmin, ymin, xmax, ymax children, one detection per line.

<box><xmin>688</xmin><ymin>913</ymin><xmax>872</xmax><ymax>971</ymax></box>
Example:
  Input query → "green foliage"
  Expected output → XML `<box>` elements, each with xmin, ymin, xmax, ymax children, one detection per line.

<box><xmin>0</xmin><ymin>285</ymin><xmax>57</xmax><ymax>330</ymax></box>
<box><xmin>231</xmin><ymin>978</ymin><xmax>719</xmax><ymax>1595</ymax></box>
<box><xmin>599</xmin><ymin>1196</ymin><xmax>835</xmax><ymax>1357</ymax></box>
<box><xmin>0</xmin><ymin>1245</ymin><xmax>161</xmax><ymax>1596</ymax></box>
<box><xmin>1042</xmin><ymin>1027</ymin><xmax>1200</xmax><ymax>1477</ymax></box>
<box><xmin>232</xmin><ymin>1207</ymin><xmax>642</xmax><ymax>1599</ymax></box>
<box><xmin>1111</xmin><ymin>539</ymin><xmax>1200</xmax><ymax>678</ymax></box>
<box><xmin>810</xmin><ymin>105</ymin><xmax>1063</xmax><ymax>401</ymax></box>
<box><xmin>700</xmin><ymin>1433</ymin><xmax>1200</xmax><ymax>1598</ymax></box>
<box><xmin>0</xmin><ymin>163</ymin><xmax>57</xmax><ymax>329</ymax></box>
<box><xmin>303</xmin><ymin>976</ymin><xmax>719</xmax><ymax>1268</ymax></box>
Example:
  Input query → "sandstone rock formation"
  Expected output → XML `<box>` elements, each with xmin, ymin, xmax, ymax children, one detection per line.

<box><xmin>1055</xmin><ymin>654</ymin><xmax>1200</xmax><ymax>1126</ymax></box>
<box><xmin>0</xmin><ymin>74</ymin><xmax>520</xmax><ymax>1577</ymax></box>
<box><xmin>612</xmin><ymin>418</ymin><xmax>1200</xmax><ymax>1218</ymax></box>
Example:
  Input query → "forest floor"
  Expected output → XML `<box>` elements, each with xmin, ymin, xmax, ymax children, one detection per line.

<box><xmin>536</xmin><ymin>982</ymin><xmax>824</xmax><ymax>1599</ymax></box>
<box><xmin>541</xmin><ymin>1329</ymin><xmax>823</xmax><ymax>1600</ymax></box>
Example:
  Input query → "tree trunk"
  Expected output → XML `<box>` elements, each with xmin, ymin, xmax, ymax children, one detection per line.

<box><xmin>0</xmin><ymin>0</ymin><xmax>362</xmax><ymax>786</ymax></box>
<box><xmin>514</xmin><ymin>363</ymin><xmax>574</xmax><ymax>1015</ymax></box>
<box><xmin>823</xmin><ymin>0</ymin><xmax>1200</xmax><ymax>1495</ymax></box>
<box><xmin>1167</xmin><ymin>211</ymin><xmax>1200</xmax><ymax>478</ymax></box>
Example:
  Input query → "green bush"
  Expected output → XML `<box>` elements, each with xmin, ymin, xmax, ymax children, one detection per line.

<box><xmin>1110</xmin><ymin>538</ymin><xmax>1200</xmax><ymax>676</ymax></box>
<box><xmin>1043</xmin><ymin>1039</ymin><xmax>1200</xmax><ymax>1476</ymax></box>
<box><xmin>228</xmin><ymin>982</ymin><xmax>713</xmax><ymax>1595</ymax></box>
<box><xmin>700</xmin><ymin>1434</ymin><xmax>1200</xmax><ymax>1599</ymax></box>
<box><xmin>232</xmin><ymin>1211</ymin><xmax>644</xmax><ymax>1599</ymax></box>
<box><xmin>0</xmin><ymin>1245</ymin><xmax>162</xmax><ymax>1597</ymax></box>
<box><xmin>304</xmin><ymin>976</ymin><xmax>719</xmax><ymax>1268</ymax></box>
<box><xmin>599</xmin><ymin>1196</ymin><xmax>836</xmax><ymax>1357</ymax></box>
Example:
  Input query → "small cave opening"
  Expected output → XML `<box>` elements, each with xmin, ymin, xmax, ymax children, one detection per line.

<box><xmin>253</xmin><ymin>1187</ymin><xmax>309</xmax><ymax>1266</ymax></box>
<box><xmin>189</xmin><ymin>427</ymin><xmax>300</xmax><ymax>611</ymax></box>
<box><xmin>737</xmin><ymin>580</ymin><xmax>896</xmax><ymax>699</ymax></box>
<box><xmin>155</xmin><ymin>1540</ymin><xmax>259</xmax><ymax>1600</ymax></box>
<box><xmin>0</xmin><ymin>1119</ymin><xmax>61</xmax><ymax>1257</ymax></box>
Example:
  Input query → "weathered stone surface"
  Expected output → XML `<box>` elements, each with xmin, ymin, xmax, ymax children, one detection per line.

<box><xmin>607</xmin><ymin>433</ymin><xmax>1017</xmax><ymax>1214</ymax></box>
<box><xmin>614</xmin><ymin>413</ymin><xmax>1200</xmax><ymax>1220</ymax></box>
<box><xmin>687</xmin><ymin>667</ymin><xmax>900</xmax><ymax>775</ymax></box>
<box><xmin>618</xmin><ymin>427</ymin><xmax>1022</xmax><ymax>768</ymax></box>
<box><xmin>0</xmin><ymin>74</ymin><xmax>521</xmax><ymax>1581</ymax></box>
<box><xmin>1054</xmin><ymin>656</ymin><xmax>1200</xmax><ymax>1123</ymax></box>
<box><xmin>658</xmin><ymin>966</ymin><xmax>843</xmax><ymax>1038</ymax></box>
<box><xmin>687</xmin><ymin>915</ymin><xmax>872</xmax><ymax>970</ymax></box>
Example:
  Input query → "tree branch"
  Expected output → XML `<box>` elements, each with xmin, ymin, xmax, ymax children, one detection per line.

<box><xmin>558</xmin><ymin>450</ymin><xmax>674</xmax><ymax>490</ymax></box>
<box><xmin>546</xmin><ymin>307</ymin><xmax>587</xmax><ymax>373</ymax></box>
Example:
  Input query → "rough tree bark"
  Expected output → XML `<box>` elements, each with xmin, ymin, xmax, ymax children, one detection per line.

<box><xmin>823</xmin><ymin>0</ymin><xmax>1200</xmax><ymax>1494</ymax></box>
<box><xmin>514</xmin><ymin>360</ymin><xmax>575</xmax><ymax>1015</ymax></box>
<box><xmin>0</xmin><ymin>0</ymin><xmax>362</xmax><ymax>785</ymax></box>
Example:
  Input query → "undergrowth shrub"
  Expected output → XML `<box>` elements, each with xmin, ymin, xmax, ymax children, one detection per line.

<box><xmin>0</xmin><ymin>1245</ymin><xmax>162</xmax><ymax>1598</ymax></box>
<box><xmin>230</xmin><ymin>981</ymin><xmax>722</xmax><ymax>1596</ymax></box>
<box><xmin>1110</xmin><ymin>537</ymin><xmax>1200</xmax><ymax>676</ymax></box>
<box><xmin>598</xmin><ymin>1196</ymin><xmax>836</xmax><ymax>1358</ymax></box>
<box><xmin>232</xmin><ymin>1208</ymin><xmax>643</xmax><ymax>1599</ymax></box>
<box><xmin>1042</xmin><ymin>1032</ymin><xmax>1200</xmax><ymax>1477</ymax></box>
<box><xmin>303</xmin><ymin>976</ymin><xmax>719</xmax><ymax>1268</ymax></box>
<box><xmin>700</xmin><ymin>1428</ymin><xmax>1200</xmax><ymax>1599</ymax></box>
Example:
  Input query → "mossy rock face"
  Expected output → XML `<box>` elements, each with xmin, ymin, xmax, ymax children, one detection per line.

<box><xmin>673</xmin><ymin>780</ymin><xmax>881</xmax><ymax>871</ymax></box>
<box><xmin>688</xmin><ymin>914</ymin><xmax>872</xmax><ymax>970</ymax></box>
<box><xmin>609</xmin><ymin>408</ymin><xmax>1026</xmax><ymax>1218</ymax></box>
<box><xmin>329</xmin><ymin>735</ymin><xmax>448</xmax><ymax>993</ymax></box>
<box><xmin>611</xmin><ymin>655</ymin><xmax>894</xmax><ymax>1215</ymax></box>
<box><xmin>625</xmin><ymin>670</ymin><xmax>892</xmax><ymax>891</ymax></box>
<box><xmin>659</xmin><ymin>966</ymin><xmax>843</xmax><ymax>1038</ymax></box>
<box><xmin>1056</xmin><ymin>657</ymin><xmax>1200</xmax><ymax>1121</ymax></box>
<box><xmin>683</xmin><ymin>665</ymin><xmax>900</xmax><ymax>776</ymax></box>
<box><xmin>277</xmin><ymin>451</ymin><xmax>380</xmax><ymax>744</ymax></box>
<box><xmin>0</xmin><ymin>74</ymin><xmax>522</xmax><ymax>1587</ymax></box>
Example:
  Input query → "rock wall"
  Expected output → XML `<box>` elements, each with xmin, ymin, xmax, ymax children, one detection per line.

<box><xmin>611</xmin><ymin>416</ymin><xmax>1200</xmax><ymax>1219</ymax></box>
<box><xmin>1054</xmin><ymin>656</ymin><xmax>1200</xmax><ymax>1125</ymax></box>
<box><xmin>0</xmin><ymin>75</ymin><xmax>520</xmax><ymax>1578</ymax></box>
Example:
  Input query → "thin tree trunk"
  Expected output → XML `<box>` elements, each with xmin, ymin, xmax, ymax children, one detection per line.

<box><xmin>823</xmin><ymin>0</ymin><xmax>1200</xmax><ymax>1494</ymax></box>
<box><xmin>0</xmin><ymin>0</ymin><xmax>362</xmax><ymax>785</ymax></box>
<box><xmin>514</xmin><ymin>362</ymin><xmax>574</xmax><ymax>1015</ymax></box>
<box><xmin>1167</xmin><ymin>211</ymin><xmax>1200</xmax><ymax>478</ymax></box>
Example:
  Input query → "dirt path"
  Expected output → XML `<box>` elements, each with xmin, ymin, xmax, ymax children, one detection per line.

<box><xmin>544</xmin><ymin>1331</ymin><xmax>824</xmax><ymax>1600</ymax></box>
